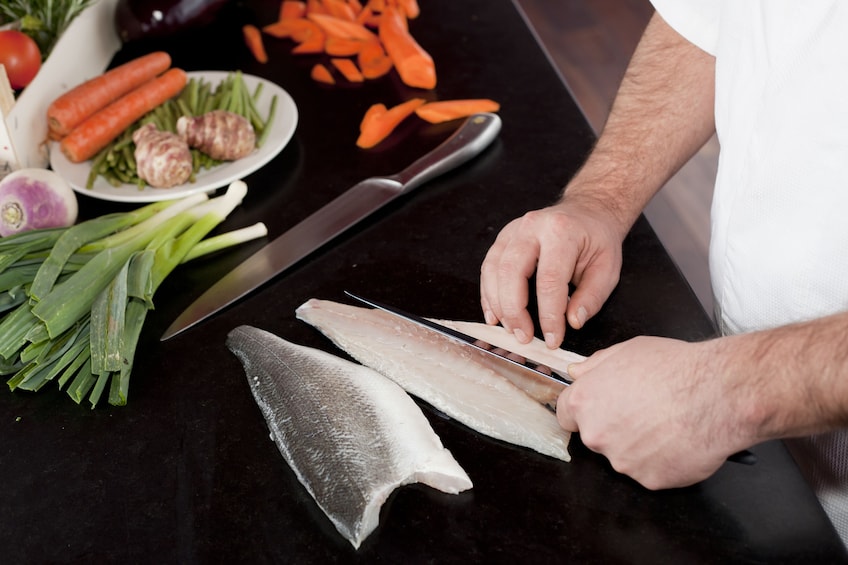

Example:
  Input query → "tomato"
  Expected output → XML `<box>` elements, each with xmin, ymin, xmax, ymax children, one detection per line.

<box><xmin>0</xmin><ymin>30</ymin><xmax>42</xmax><ymax>90</ymax></box>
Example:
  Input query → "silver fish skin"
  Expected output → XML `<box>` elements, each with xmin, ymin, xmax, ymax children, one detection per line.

<box><xmin>226</xmin><ymin>325</ymin><xmax>473</xmax><ymax>550</ymax></box>
<box><xmin>295</xmin><ymin>299</ymin><xmax>572</xmax><ymax>462</ymax></box>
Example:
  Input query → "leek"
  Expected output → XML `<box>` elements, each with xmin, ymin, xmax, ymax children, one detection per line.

<box><xmin>0</xmin><ymin>181</ymin><xmax>267</xmax><ymax>408</ymax></box>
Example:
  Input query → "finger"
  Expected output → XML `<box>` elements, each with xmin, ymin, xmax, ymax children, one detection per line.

<box><xmin>566</xmin><ymin>254</ymin><xmax>621</xmax><ymax>330</ymax></box>
<box><xmin>535</xmin><ymin>233</ymin><xmax>579</xmax><ymax>348</ymax></box>
<box><xmin>479</xmin><ymin>224</ymin><xmax>515</xmax><ymax>325</ymax></box>
<box><xmin>486</xmin><ymin>228</ymin><xmax>541</xmax><ymax>342</ymax></box>
<box><xmin>555</xmin><ymin>386</ymin><xmax>578</xmax><ymax>431</ymax></box>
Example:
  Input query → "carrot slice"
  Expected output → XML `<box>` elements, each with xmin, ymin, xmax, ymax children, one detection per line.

<box><xmin>324</xmin><ymin>36</ymin><xmax>367</xmax><ymax>56</ymax></box>
<box><xmin>331</xmin><ymin>58</ymin><xmax>365</xmax><ymax>82</ymax></box>
<box><xmin>378</xmin><ymin>5</ymin><xmax>435</xmax><ymax>89</ymax></box>
<box><xmin>357</xmin><ymin>41</ymin><xmax>393</xmax><ymax>79</ymax></box>
<box><xmin>397</xmin><ymin>0</ymin><xmax>419</xmax><ymax>19</ymax></box>
<box><xmin>46</xmin><ymin>51</ymin><xmax>172</xmax><ymax>139</ymax></box>
<box><xmin>243</xmin><ymin>24</ymin><xmax>268</xmax><ymax>63</ymax></box>
<box><xmin>414</xmin><ymin>99</ymin><xmax>500</xmax><ymax>123</ymax></box>
<box><xmin>306</xmin><ymin>0</ymin><xmax>329</xmax><ymax>15</ymax></box>
<box><xmin>279</xmin><ymin>0</ymin><xmax>307</xmax><ymax>19</ymax></box>
<box><xmin>60</xmin><ymin>68</ymin><xmax>188</xmax><ymax>163</ymax></box>
<box><xmin>323</xmin><ymin>0</ymin><xmax>357</xmax><ymax>21</ymax></box>
<box><xmin>311</xmin><ymin>63</ymin><xmax>336</xmax><ymax>84</ymax></box>
<box><xmin>356</xmin><ymin>97</ymin><xmax>425</xmax><ymax>148</ymax></box>
<box><xmin>356</xmin><ymin>6</ymin><xmax>381</xmax><ymax>28</ymax></box>
<box><xmin>263</xmin><ymin>18</ymin><xmax>322</xmax><ymax>41</ymax></box>
<box><xmin>308</xmin><ymin>13</ymin><xmax>377</xmax><ymax>41</ymax></box>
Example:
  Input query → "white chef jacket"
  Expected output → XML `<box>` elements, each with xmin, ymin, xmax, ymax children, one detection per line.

<box><xmin>650</xmin><ymin>0</ymin><xmax>848</xmax><ymax>546</ymax></box>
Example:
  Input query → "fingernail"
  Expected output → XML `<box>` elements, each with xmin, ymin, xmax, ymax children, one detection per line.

<box><xmin>576</xmin><ymin>306</ymin><xmax>588</xmax><ymax>328</ymax></box>
<box><xmin>483</xmin><ymin>309</ymin><xmax>497</xmax><ymax>325</ymax></box>
<box><xmin>514</xmin><ymin>328</ymin><xmax>528</xmax><ymax>342</ymax></box>
<box><xmin>544</xmin><ymin>332</ymin><xmax>557</xmax><ymax>348</ymax></box>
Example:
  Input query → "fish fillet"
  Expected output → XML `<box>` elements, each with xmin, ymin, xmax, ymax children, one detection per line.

<box><xmin>296</xmin><ymin>299</ymin><xmax>573</xmax><ymax>462</ymax></box>
<box><xmin>435</xmin><ymin>318</ymin><xmax>586</xmax><ymax>408</ymax></box>
<box><xmin>226</xmin><ymin>325</ymin><xmax>473</xmax><ymax>549</ymax></box>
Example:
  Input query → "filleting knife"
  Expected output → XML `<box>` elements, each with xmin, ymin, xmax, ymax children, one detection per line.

<box><xmin>161</xmin><ymin>113</ymin><xmax>502</xmax><ymax>341</ymax></box>
<box><xmin>345</xmin><ymin>291</ymin><xmax>758</xmax><ymax>466</ymax></box>
<box><xmin>344</xmin><ymin>291</ymin><xmax>574</xmax><ymax>386</ymax></box>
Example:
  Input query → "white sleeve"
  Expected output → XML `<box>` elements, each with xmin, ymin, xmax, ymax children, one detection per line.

<box><xmin>649</xmin><ymin>0</ymin><xmax>721</xmax><ymax>55</ymax></box>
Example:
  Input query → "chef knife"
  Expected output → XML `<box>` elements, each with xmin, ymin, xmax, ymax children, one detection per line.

<box><xmin>345</xmin><ymin>291</ymin><xmax>758</xmax><ymax>466</ymax></box>
<box><xmin>161</xmin><ymin>112</ymin><xmax>502</xmax><ymax>341</ymax></box>
<box><xmin>344</xmin><ymin>291</ymin><xmax>573</xmax><ymax>386</ymax></box>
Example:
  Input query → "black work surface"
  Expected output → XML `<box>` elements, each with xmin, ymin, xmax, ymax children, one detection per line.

<box><xmin>3</xmin><ymin>1</ymin><xmax>845</xmax><ymax>563</ymax></box>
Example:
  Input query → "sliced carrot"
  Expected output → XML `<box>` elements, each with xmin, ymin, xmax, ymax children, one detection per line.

<box><xmin>323</xmin><ymin>0</ymin><xmax>357</xmax><ymax>21</ymax></box>
<box><xmin>292</xmin><ymin>33</ymin><xmax>326</xmax><ymax>54</ymax></box>
<box><xmin>331</xmin><ymin>58</ymin><xmax>365</xmax><ymax>82</ymax></box>
<box><xmin>365</xmin><ymin>0</ymin><xmax>386</xmax><ymax>12</ymax></box>
<box><xmin>306</xmin><ymin>0</ymin><xmax>329</xmax><ymax>15</ymax></box>
<box><xmin>46</xmin><ymin>51</ymin><xmax>172</xmax><ymax>139</ymax></box>
<box><xmin>357</xmin><ymin>40</ymin><xmax>393</xmax><ymax>79</ymax></box>
<box><xmin>279</xmin><ymin>0</ymin><xmax>307</xmax><ymax>20</ymax></box>
<box><xmin>414</xmin><ymin>99</ymin><xmax>501</xmax><ymax>123</ymax></box>
<box><xmin>308</xmin><ymin>13</ymin><xmax>377</xmax><ymax>41</ymax></box>
<box><xmin>311</xmin><ymin>63</ymin><xmax>336</xmax><ymax>84</ymax></box>
<box><xmin>356</xmin><ymin>5</ymin><xmax>381</xmax><ymax>28</ymax></box>
<box><xmin>378</xmin><ymin>5</ymin><xmax>435</xmax><ymax>89</ymax></box>
<box><xmin>356</xmin><ymin>97</ymin><xmax>425</xmax><ymax>148</ymax></box>
<box><xmin>263</xmin><ymin>18</ymin><xmax>322</xmax><ymax>41</ymax></box>
<box><xmin>348</xmin><ymin>0</ymin><xmax>364</xmax><ymax>15</ymax></box>
<box><xmin>325</xmin><ymin>36</ymin><xmax>370</xmax><ymax>56</ymax></box>
<box><xmin>243</xmin><ymin>24</ymin><xmax>268</xmax><ymax>63</ymax></box>
<box><xmin>397</xmin><ymin>0</ymin><xmax>419</xmax><ymax>19</ymax></box>
<box><xmin>60</xmin><ymin>68</ymin><xmax>188</xmax><ymax>163</ymax></box>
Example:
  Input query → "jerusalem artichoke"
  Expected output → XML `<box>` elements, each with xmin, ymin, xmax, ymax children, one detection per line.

<box><xmin>177</xmin><ymin>110</ymin><xmax>256</xmax><ymax>161</ymax></box>
<box><xmin>132</xmin><ymin>123</ymin><xmax>193</xmax><ymax>188</ymax></box>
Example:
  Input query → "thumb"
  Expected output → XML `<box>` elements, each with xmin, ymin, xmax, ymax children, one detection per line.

<box><xmin>556</xmin><ymin>385</ymin><xmax>578</xmax><ymax>432</ymax></box>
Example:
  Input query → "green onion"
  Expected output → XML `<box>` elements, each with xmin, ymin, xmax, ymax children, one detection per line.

<box><xmin>0</xmin><ymin>181</ymin><xmax>267</xmax><ymax>408</ymax></box>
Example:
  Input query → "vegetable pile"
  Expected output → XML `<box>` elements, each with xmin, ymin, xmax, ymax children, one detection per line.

<box><xmin>247</xmin><ymin>0</ymin><xmax>500</xmax><ymax>148</ymax></box>
<box><xmin>0</xmin><ymin>181</ymin><xmax>267</xmax><ymax>408</ymax></box>
<box><xmin>46</xmin><ymin>50</ymin><xmax>278</xmax><ymax>189</ymax></box>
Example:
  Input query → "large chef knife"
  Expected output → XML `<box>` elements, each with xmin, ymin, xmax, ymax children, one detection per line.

<box><xmin>161</xmin><ymin>113</ymin><xmax>502</xmax><ymax>340</ymax></box>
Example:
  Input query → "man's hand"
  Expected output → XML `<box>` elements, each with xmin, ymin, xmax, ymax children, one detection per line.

<box><xmin>480</xmin><ymin>194</ymin><xmax>625</xmax><ymax>349</ymax></box>
<box><xmin>556</xmin><ymin>336</ymin><xmax>756</xmax><ymax>489</ymax></box>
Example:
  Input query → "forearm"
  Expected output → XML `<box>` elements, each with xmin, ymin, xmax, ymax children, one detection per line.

<box><xmin>707</xmin><ymin>311</ymin><xmax>848</xmax><ymax>444</ymax></box>
<box><xmin>563</xmin><ymin>12</ymin><xmax>716</xmax><ymax>238</ymax></box>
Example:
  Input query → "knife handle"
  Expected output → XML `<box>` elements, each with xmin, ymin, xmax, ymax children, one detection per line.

<box><xmin>393</xmin><ymin>112</ymin><xmax>502</xmax><ymax>193</ymax></box>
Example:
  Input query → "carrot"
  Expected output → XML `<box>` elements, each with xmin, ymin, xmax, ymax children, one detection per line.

<box><xmin>325</xmin><ymin>36</ymin><xmax>370</xmax><ymax>56</ymax></box>
<box><xmin>357</xmin><ymin>41</ymin><xmax>393</xmax><ymax>79</ymax></box>
<box><xmin>397</xmin><ymin>0</ymin><xmax>419</xmax><ymax>19</ymax></box>
<box><xmin>60</xmin><ymin>68</ymin><xmax>188</xmax><ymax>163</ymax></box>
<box><xmin>311</xmin><ymin>63</ymin><xmax>336</xmax><ymax>84</ymax></box>
<box><xmin>356</xmin><ymin>6</ymin><xmax>381</xmax><ymax>28</ymax></box>
<box><xmin>308</xmin><ymin>13</ymin><xmax>377</xmax><ymax>41</ymax></box>
<box><xmin>323</xmin><ymin>0</ymin><xmax>357</xmax><ymax>21</ymax></box>
<box><xmin>46</xmin><ymin>51</ymin><xmax>172</xmax><ymax>139</ymax></box>
<box><xmin>243</xmin><ymin>25</ymin><xmax>268</xmax><ymax>63</ymax></box>
<box><xmin>378</xmin><ymin>5</ymin><xmax>435</xmax><ymax>89</ymax></box>
<box><xmin>306</xmin><ymin>0</ymin><xmax>329</xmax><ymax>15</ymax></box>
<box><xmin>331</xmin><ymin>58</ymin><xmax>365</xmax><ymax>82</ymax></box>
<box><xmin>414</xmin><ymin>99</ymin><xmax>501</xmax><ymax>123</ymax></box>
<box><xmin>263</xmin><ymin>18</ymin><xmax>323</xmax><ymax>42</ymax></box>
<box><xmin>279</xmin><ymin>0</ymin><xmax>307</xmax><ymax>19</ymax></box>
<box><xmin>356</xmin><ymin>97</ymin><xmax>425</xmax><ymax>148</ymax></box>
<box><xmin>292</xmin><ymin>32</ymin><xmax>326</xmax><ymax>54</ymax></box>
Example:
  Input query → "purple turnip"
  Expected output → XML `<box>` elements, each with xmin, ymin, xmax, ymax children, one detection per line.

<box><xmin>0</xmin><ymin>169</ymin><xmax>78</xmax><ymax>236</ymax></box>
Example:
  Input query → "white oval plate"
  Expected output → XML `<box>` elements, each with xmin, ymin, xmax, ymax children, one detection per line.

<box><xmin>49</xmin><ymin>71</ymin><xmax>298</xmax><ymax>203</ymax></box>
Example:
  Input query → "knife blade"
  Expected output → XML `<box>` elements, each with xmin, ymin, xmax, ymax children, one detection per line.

<box><xmin>161</xmin><ymin>112</ymin><xmax>502</xmax><ymax>341</ymax></box>
<box><xmin>344</xmin><ymin>291</ymin><xmax>573</xmax><ymax>386</ymax></box>
<box><xmin>345</xmin><ymin>291</ymin><xmax>759</xmax><ymax>466</ymax></box>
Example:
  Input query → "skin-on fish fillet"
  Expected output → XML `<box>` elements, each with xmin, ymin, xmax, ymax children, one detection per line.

<box><xmin>296</xmin><ymin>299</ymin><xmax>573</xmax><ymax>462</ymax></box>
<box><xmin>226</xmin><ymin>325</ymin><xmax>473</xmax><ymax>550</ymax></box>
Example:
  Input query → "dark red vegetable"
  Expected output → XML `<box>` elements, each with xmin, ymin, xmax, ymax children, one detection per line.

<box><xmin>114</xmin><ymin>0</ymin><xmax>232</xmax><ymax>43</ymax></box>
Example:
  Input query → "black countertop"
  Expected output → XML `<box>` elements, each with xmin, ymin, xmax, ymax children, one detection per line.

<box><xmin>2</xmin><ymin>0</ymin><xmax>846</xmax><ymax>562</ymax></box>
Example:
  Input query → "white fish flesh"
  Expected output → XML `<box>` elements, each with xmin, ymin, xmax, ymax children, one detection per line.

<box><xmin>435</xmin><ymin>318</ymin><xmax>585</xmax><ymax>408</ymax></box>
<box><xmin>226</xmin><ymin>325</ymin><xmax>473</xmax><ymax>550</ymax></box>
<box><xmin>296</xmin><ymin>299</ymin><xmax>575</xmax><ymax>462</ymax></box>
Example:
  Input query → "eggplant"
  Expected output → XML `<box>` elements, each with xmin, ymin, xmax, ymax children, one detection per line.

<box><xmin>114</xmin><ymin>0</ymin><xmax>232</xmax><ymax>43</ymax></box>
